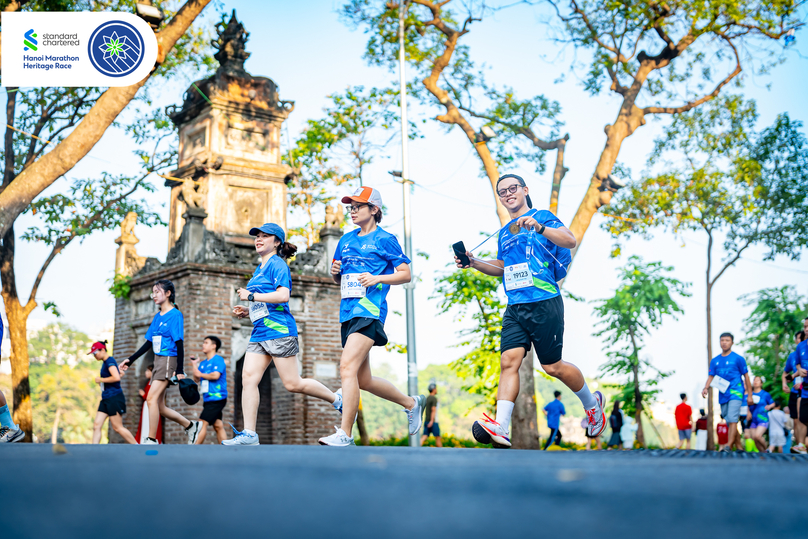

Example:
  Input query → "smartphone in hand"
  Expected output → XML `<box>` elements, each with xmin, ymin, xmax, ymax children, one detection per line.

<box><xmin>452</xmin><ymin>241</ymin><xmax>471</xmax><ymax>266</ymax></box>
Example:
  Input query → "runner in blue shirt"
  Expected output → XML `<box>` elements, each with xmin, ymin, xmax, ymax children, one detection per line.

<box><xmin>455</xmin><ymin>174</ymin><xmax>605</xmax><ymax>448</ymax></box>
<box><xmin>794</xmin><ymin>335</ymin><xmax>808</xmax><ymax>454</ymax></box>
<box><xmin>543</xmin><ymin>391</ymin><xmax>566</xmax><ymax>450</ymax></box>
<box><xmin>747</xmin><ymin>376</ymin><xmax>775</xmax><ymax>452</ymax></box>
<box><xmin>782</xmin><ymin>330</ymin><xmax>804</xmax><ymax>454</ymax></box>
<box><xmin>190</xmin><ymin>335</ymin><xmax>229</xmax><ymax>444</ymax></box>
<box><xmin>701</xmin><ymin>332</ymin><xmax>753</xmax><ymax>451</ymax></box>
<box><xmin>0</xmin><ymin>312</ymin><xmax>22</xmax><ymax>443</ymax></box>
<box><xmin>89</xmin><ymin>340</ymin><xmax>137</xmax><ymax>444</ymax></box>
<box><xmin>319</xmin><ymin>187</ymin><xmax>425</xmax><ymax>447</ymax></box>
<box><xmin>120</xmin><ymin>279</ymin><xmax>200</xmax><ymax>445</ymax></box>
<box><xmin>224</xmin><ymin>223</ymin><xmax>342</xmax><ymax>446</ymax></box>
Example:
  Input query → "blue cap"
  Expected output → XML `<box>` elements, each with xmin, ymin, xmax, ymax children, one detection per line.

<box><xmin>248</xmin><ymin>223</ymin><xmax>285</xmax><ymax>243</ymax></box>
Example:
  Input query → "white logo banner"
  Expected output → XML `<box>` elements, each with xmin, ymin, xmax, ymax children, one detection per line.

<box><xmin>1</xmin><ymin>12</ymin><xmax>158</xmax><ymax>87</ymax></box>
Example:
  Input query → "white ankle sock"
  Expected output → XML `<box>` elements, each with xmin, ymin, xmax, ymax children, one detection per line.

<box><xmin>495</xmin><ymin>400</ymin><xmax>515</xmax><ymax>432</ymax></box>
<box><xmin>332</xmin><ymin>392</ymin><xmax>342</xmax><ymax>409</ymax></box>
<box><xmin>575</xmin><ymin>384</ymin><xmax>597</xmax><ymax>410</ymax></box>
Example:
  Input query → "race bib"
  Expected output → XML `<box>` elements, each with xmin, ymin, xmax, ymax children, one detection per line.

<box><xmin>795</xmin><ymin>376</ymin><xmax>803</xmax><ymax>389</ymax></box>
<box><xmin>504</xmin><ymin>263</ymin><xmax>532</xmax><ymax>291</ymax></box>
<box><xmin>249</xmin><ymin>301</ymin><xmax>270</xmax><ymax>323</ymax></box>
<box><xmin>341</xmin><ymin>273</ymin><xmax>366</xmax><ymax>298</ymax></box>
<box><xmin>201</xmin><ymin>380</ymin><xmax>209</xmax><ymax>394</ymax></box>
<box><xmin>710</xmin><ymin>375</ymin><xmax>730</xmax><ymax>393</ymax></box>
<box><xmin>752</xmin><ymin>395</ymin><xmax>761</xmax><ymax>404</ymax></box>
<box><xmin>152</xmin><ymin>336</ymin><xmax>162</xmax><ymax>355</ymax></box>
<box><xmin>740</xmin><ymin>405</ymin><xmax>749</xmax><ymax>415</ymax></box>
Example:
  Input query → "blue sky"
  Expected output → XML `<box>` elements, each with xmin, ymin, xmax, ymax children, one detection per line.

<box><xmin>3</xmin><ymin>0</ymin><xmax>808</xmax><ymax>415</ymax></box>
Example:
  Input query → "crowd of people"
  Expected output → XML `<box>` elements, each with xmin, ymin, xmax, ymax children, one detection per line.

<box><xmin>1</xmin><ymin>176</ymin><xmax>803</xmax><ymax>451</ymax></box>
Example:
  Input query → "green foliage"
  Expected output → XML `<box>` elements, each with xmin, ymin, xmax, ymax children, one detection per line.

<box><xmin>740</xmin><ymin>287</ymin><xmax>807</xmax><ymax>398</ymax></box>
<box><xmin>431</xmin><ymin>252</ymin><xmax>504</xmax><ymax>405</ymax></box>
<box><xmin>593</xmin><ymin>257</ymin><xmax>690</xmax><ymax>417</ymax></box>
<box><xmin>28</xmin><ymin>323</ymin><xmax>97</xmax><ymax>365</ymax></box>
<box><xmin>42</xmin><ymin>302</ymin><xmax>61</xmax><ymax>318</ymax></box>
<box><xmin>108</xmin><ymin>273</ymin><xmax>133</xmax><ymax>300</ymax></box>
<box><xmin>367</xmin><ymin>434</ymin><xmax>480</xmax><ymax>448</ymax></box>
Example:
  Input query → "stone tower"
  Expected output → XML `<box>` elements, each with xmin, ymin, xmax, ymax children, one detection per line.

<box><xmin>111</xmin><ymin>11</ymin><xmax>344</xmax><ymax>445</ymax></box>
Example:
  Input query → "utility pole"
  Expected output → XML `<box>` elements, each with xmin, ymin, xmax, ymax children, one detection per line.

<box><xmin>398</xmin><ymin>0</ymin><xmax>419</xmax><ymax>447</ymax></box>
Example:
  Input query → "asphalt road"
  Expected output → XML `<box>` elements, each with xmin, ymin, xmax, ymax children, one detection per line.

<box><xmin>2</xmin><ymin>444</ymin><xmax>806</xmax><ymax>538</ymax></box>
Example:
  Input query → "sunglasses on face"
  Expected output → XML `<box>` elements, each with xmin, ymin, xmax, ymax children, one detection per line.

<box><xmin>345</xmin><ymin>203</ymin><xmax>370</xmax><ymax>214</ymax></box>
<box><xmin>497</xmin><ymin>184</ymin><xmax>523</xmax><ymax>198</ymax></box>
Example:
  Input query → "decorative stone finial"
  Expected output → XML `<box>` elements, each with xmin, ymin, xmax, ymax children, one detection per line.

<box><xmin>212</xmin><ymin>10</ymin><xmax>251</xmax><ymax>78</ymax></box>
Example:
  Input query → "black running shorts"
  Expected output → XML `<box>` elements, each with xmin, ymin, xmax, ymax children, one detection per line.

<box><xmin>800</xmin><ymin>396</ymin><xmax>808</xmax><ymax>425</ymax></box>
<box><xmin>500</xmin><ymin>295</ymin><xmax>564</xmax><ymax>365</ymax></box>
<box><xmin>200</xmin><ymin>398</ymin><xmax>227</xmax><ymax>424</ymax></box>
<box><xmin>98</xmin><ymin>392</ymin><xmax>126</xmax><ymax>416</ymax></box>
<box><xmin>341</xmin><ymin>317</ymin><xmax>389</xmax><ymax>348</ymax></box>
<box><xmin>789</xmin><ymin>392</ymin><xmax>800</xmax><ymax>420</ymax></box>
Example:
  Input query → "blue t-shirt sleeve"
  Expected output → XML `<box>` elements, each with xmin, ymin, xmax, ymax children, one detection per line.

<box><xmin>537</xmin><ymin>210</ymin><xmax>564</xmax><ymax>230</ymax></box>
<box><xmin>273</xmin><ymin>263</ymin><xmax>292</xmax><ymax>290</ymax></box>
<box><xmin>170</xmin><ymin>311</ymin><xmax>184</xmax><ymax>342</ymax></box>
<box><xmin>560</xmin><ymin>403</ymin><xmax>566</xmax><ymax>415</ymax></box>
<box><xmin>737</xmin><ymin>355</ymin><xmax>748</xmax><ymax>375</ymax></box>
<box><xmin>145</xmin><ymin>317</ymin><xmax>156</xmax><ymax>341</ymax></box>
<box><xmin>785</xmin><ymin>354</ymin><xmax>795</xmax><ymax>373</ymax></box>
<box><xmin>380</xmin><ymin>234</ymin><xmax>411</xmax><ymax>266</ymax></box>
<box><xmin>333</xmin><ymin>236</ymin><xmax>344</xmax><ymax>262</ymax></box>
<box><xmin>213</xmin><ymin>356</ymin><xmax>226</xmax><ymax>373</ymax></box>
<box><xmin>764</xmin><ymin>392</ymin><xmax>773</xmax><ymax>406</ymax></box>
<box><xmin>708</xmin><ymin>358</ymin><xmax>717</xmax><ymax>377</ymax></box>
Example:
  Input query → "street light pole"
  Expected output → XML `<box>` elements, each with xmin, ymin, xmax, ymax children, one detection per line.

<box><xmin>398</xmin><ymin>0</ymin><xmax>419</xmax><ymax>448</ymax></box>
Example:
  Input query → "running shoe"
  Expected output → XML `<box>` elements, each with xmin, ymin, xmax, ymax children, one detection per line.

<box><xmin>472</xmin><ymin>420</ymin><xmax>492</xmax><ymax>445</ymax></box>
<box><xmin>0</xmin><ymin>426</ymin><xmax>23</xmax><ymax>443</ymax></box>
<box><xmin>221</xmin><ymin>425</ymin><xmax>259</xmax><ymax>446</ymax></box>
<box><xmin>791</xmin><ymin>443</ymin><xmax>807</xmax><ymax>455</ymax></box>
<box><xmin>334</xmin><ymin>388</ymin><xmax>343</xmax><ymax>415</ymax></box>
<box><xmin>142</xmin><ymin>438</ymin><xmax>159</xmax><ymax>445</ymax></box>
<box><xmin>475</xmin><ymin>413</ymin><xmax>511</xmax><ymax>447</ymax></box>
<box><xmin>586</xmin><ymin>391</ymin><xmax>606</xmax><ymax>437</ymax></box>
<box><xmin>318</xmin><ymin>427</ymin><xmax>355</xmax><ymax>446</ymax></box>
<box><xmin>405</xmin><ymin>395</ymin><xmax>426</xmax><ymax>436</ymax></box>
<box><xmin>186</xmin><ymin>420</ymin><xmax>201</xmax><ymax>445</ymax></box>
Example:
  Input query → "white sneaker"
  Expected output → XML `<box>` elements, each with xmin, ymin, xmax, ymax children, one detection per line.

<box><xmin>186</xmin><ymin>420</ymin><xmax>201</xmax><ymax>444</ymax></box>
<box><xmin>586</xmin><ymin>391</ymin><xmax>606</xmax><ymax>437</ymax></box>
<box><xmin>318</xmin><ymin>427</ymin><xmax>355</xmax><ymax>446</ymax></box>
<box><xmin>0</xmin><ymin>426</ymin><xmax>23</xmax><ymax>443</ymax></box>
<box><xmin>142</xmin><ymin>438</ymin><xmax>159</xmax><ymax>445</ymax></box>
<box><xmin>334</xmin><ymin>388</ymin><xmax>343</xmax><ymax>415</ymax></box>
<box><xmin>791</xmin><ymin>443</ymin><xmax>807</xmax><ymax>455</ymax></box>
<box><xmin>405</xmin><ymin>395</ymin><xmax>426</xmax><ymax>436</ymax></box>
<box><xmin>221</xmin><ymin>425</ymin><xmax>259</xmax><ymax>446</ymax></box>
<box><xmin>475</xmin><ymin>413</ymin><xmax>511</xmax><ymax>447</ymax></box>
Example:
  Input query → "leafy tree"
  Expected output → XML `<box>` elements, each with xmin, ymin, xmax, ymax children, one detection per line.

<box><xmin>740</xmin><ymin>287</ymin><xmax>807</xmax><ymax>398</ymax></box>
<box><xmin>603</xmin><ymin>98</ymin><xmax>808</xmax><ymax>449</ymax></box>
<box><xmin>592</xmin><ymin>256</ymin><xmax>689</xmax><ymax>447</ymax></box>
<box><xmin>536</xmin><ymin>0</ymin><xmax>801</xmax><ymax>261</ymax></box>
<box><xmin>1</xmin><ymin>118</ymin><xmax>168</xmax><ymax>441</ymax></box>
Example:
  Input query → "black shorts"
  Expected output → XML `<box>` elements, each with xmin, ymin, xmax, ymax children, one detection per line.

<box><xmin>341</xmin><ymin>317</ymin><xmax>388</xmax><ymax>348</ymax></box>
<box><xmin>200</xmin><ymin>399</ymin><xmax>227</xmax><ymax>424</ymax></box>
<box><xmin>98</xmin><ymin>393</ymin><xmax>126</xmax><ymax>416</ymax></box>
<box><xmin>789</xmin><ymin>392</ymin><xmax>800</xmax><ymax>420</ymax></box>
<box><xmin>800</xmin><ymin>397</ymin><xmax>808</xmax><ymax>424</ymax></box>
<box><xmin>500</xmin><ymin>295</ymin><xmax>564</xmax><ymax>365</ymax></box>
<box><xmin>423</xmin><ymin>422</ymin><xmax>441</xmax><ymax>437</ymax></box>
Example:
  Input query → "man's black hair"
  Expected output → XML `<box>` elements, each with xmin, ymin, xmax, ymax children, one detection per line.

<box><xmin>497</xmin><ymin>174</ymin><xmax>533</xmax><ymax>209</ymax></box>
<box><xmin>553</xmin><ymin>390</ymin><xmax>561</xmax><ymax>398</ymax></box>
<box><xmin>798</xmin><ymin>330</ymin><xmax>806</xmax><ymax>341</ymax></box>
<box><xmin>719</xmin><ymin>332</ymin><xmax>734</xmax><ymax>341</ymax></box>
<box><xmin>680</xmin><ymin>393</ymin><xmax>687</xmax><ymax>400</ymax></box>
<box><xmin>205</xmin><ymin>335</ymin><xmax>222</xmax><ymax>352</ymax></box>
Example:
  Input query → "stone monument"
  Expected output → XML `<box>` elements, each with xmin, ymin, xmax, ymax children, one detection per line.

<box><xmin>111</xmin><ymin>11</ymin><xmax>344</xmax><ymax>445</ymax></box>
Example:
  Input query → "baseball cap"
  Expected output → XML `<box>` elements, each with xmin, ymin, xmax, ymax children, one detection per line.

<box><xmin>248</xmin><ymin>223</ymin><xmax>285</xmax><ymax>243</ymax></box>
<box><xmin>178</xmin><ymin>377</ymin><xmax>201</xmax><ymax>405</ymax></box>
<box><xmin>88</xmin><ymin>341</ymin><xmax>107</xmax><ymax>355</ymax></box>
<box><xmin>341</xmin><ymin>186</ymin><xmax>383</xmax><ymax>207</ymax></box>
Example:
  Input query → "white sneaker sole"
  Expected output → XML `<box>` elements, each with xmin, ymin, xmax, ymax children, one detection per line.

<box><xmin>479</xmin><ymin>422</ymin><xmax>512</xmax><ymax>447</ymax></box>
<box><xmin>318</xmin><ymin>438</ymin><xmax>354</xmax><ymax>447</ymax></box>
<box><xmin>1</xmin><ymin>429</ymin><xmax>24</xmax><ymax>443</ymax></box>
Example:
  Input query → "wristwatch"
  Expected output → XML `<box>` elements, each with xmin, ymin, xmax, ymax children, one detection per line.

<box><xmin>537</xmin><ymin>223</ymin><xmax>546</xmax><ymax>235</ymax></box>
<box><xmin>247</xmin><ymin>293</ymin><xmax>255</xmax><ymax>302</ymax></box>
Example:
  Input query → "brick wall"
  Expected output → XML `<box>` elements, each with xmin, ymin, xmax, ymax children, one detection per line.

<box><xmin>110</xmin><ymin>263</ymin><xmax>343</xmax><ymax>445</ymax></box>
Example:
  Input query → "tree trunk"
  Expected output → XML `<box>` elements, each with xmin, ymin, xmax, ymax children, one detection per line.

<box><xmin>4</xmin><ymin>295</ymin><xmax>33</xmax><ymax>442</ymax></box>
<box><xmin>548</xmin><ymin>136</ymin><xmax>569</xmax><ymax>215</ymax></box>
<box><xmin>635</xmin><ymin>409</ymin><xmax>645</xmax><ymax>448</ymax></box>
<box><xmin>356</xmin><ymin>399</ymin><xmax>369</xmax><ymax>446</ymax></box>
<box><xmin>629</xmin><ymin>329</ymin><xmax>645</xmax><ymax>447</ymax></box>
<box><xmin>51</xmin><ymin>407</ymin><xmax>61</xmax><ymax>444</ymax></box>
<box><xmin>705</xmin><ymin>235</ymin><xmax>715</xmax><ymax>451</ymax></box>
<box><xmin>511</xmin><ymin>350</ymin><xmax>540</xmax><ymax>449</ymax></box>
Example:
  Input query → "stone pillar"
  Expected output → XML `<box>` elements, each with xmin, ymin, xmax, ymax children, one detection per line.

<box><xmin>178</xmin><ymin>207</ymin><xmax>208</xmax><ymax>262</ymax></box>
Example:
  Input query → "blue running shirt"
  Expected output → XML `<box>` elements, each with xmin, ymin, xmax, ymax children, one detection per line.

<box><xmin>543</xmin><ymin>399</ymin><xmax>566</xmax><ymax>430</ymax></box>
<box><xmin>784</xmin><ymin>351</ymin><xmax>800</xmax><ymax>394</ymax></box>
<box><xmin>199</xmin><ymin>354</ymin><xmax>227</xmax><ymax>402</ymax></box>
<box><xmin>246</xmin><ymin>255</ymin><xmax>298</xmax><ymax>342</ymax></box>
<box><xmin>333</xmin><ymin>227</ymin><xmax>411</xmax><ymax>324</ymax></box>
<box><xmin>100</xmin><ymin>356</ymin><xmax>123</xmax><ymax>399</ymax></box>
<box><xmin>796</xmin><ymin>341</ymin><xmax>808</xmax><ymax>398</ymax></box>
<box><xmin>145</xmin><ymin>308</ymin><xmax>184</xmax><ymax>357</ymax></box>
<box><xmin>496</xmin><ymin>209</ymin><xmax>571</xmax><ymax>305</ymax></box>
<box><xmin>750</xmin><ymin>390</ymin><xmax>773</xmax><ymax>424</ymax></box>
<box><xmin>708</xmin><ymin>352</ymin><xmax>748</xmax><ymax>404</ymax></box>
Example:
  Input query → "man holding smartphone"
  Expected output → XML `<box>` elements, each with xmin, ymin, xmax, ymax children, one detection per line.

<box><xmin>190</xmin><ymin>335</ymin><xmax>228</xmax><ymax>444</ymax></box>
<box><xmin>455</xmin><ymin>174</ymin><xmax>606</xmax><ymax>447</ymax></box>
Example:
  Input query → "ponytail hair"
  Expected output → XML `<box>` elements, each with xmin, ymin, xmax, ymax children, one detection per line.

<box><xmin>154</xmin><ymin>279</ymin><xmax>178</xmax><ymax>309</ymax></box>
<box><xmin>370</xmin><ymin>204</ymin><xmax>383</xmax><ymax>223</ymax></box>
<box><xmin>277</xmin><ymin>241</ymin><xmax>298</xmax><ymax>260</ymax></box>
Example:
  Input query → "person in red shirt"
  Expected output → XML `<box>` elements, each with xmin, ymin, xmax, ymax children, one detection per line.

<box><xmin>675</xmin><ymin>393</ymin><xmax>693</xmax><ymax>449</ymax></box>
<box><xmin>717</xmin><ymin>416</ymin><xmax>729</xmax><ymax>450</ymax></box>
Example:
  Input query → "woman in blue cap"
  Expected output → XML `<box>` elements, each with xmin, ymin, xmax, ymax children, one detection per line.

<box><xmin>319</xmin><ymin>187</ymin><xmax>425</xmax><ymax>447</ymax></box>
<box><xmin>223</xmin><ymin>223</ymin><xmax>343</xmax><ymax>446</ymax></box>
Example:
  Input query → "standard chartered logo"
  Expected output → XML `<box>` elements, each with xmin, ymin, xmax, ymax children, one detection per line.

<box><xmin>23</xmin><ymin>29</ymin><xmax>38</xmax><ymax>51</ymax></box>
<box><xmin>88</xmin><ymin>20</ymin><xmax>145</xmax><ymax>77</ymax></box>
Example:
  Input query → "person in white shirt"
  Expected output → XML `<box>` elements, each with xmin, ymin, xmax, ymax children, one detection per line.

<box><xmin>768</xmin><ymin>400</ymin><xmax>787</xmax><ymax>453</ymax></box>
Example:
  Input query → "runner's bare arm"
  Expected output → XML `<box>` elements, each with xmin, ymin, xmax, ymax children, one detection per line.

<box><xmin>701</xmin><ymin>376</ymin><xmax>714</xmax><ymax>398</ymax></box>
<box><xmin>456</xmin><ymin>254</ymin><xmax>504</xmax><ymax>277</ymax></box>
<box><xmin>239</xmin><ymin>286</ymin><xmax>290</xmax><ymax>304</ymax></box>
<box><xmin>514</xmin><ymin>215</ymin><xmax>577</xmax><ymax>249</ymax></box>
<box><xmin>331</xmin><ymin>260</ymin><xmax>342</xmax><ymax>284</ymax></box>
<box><xmin>357</xmin><ymin>262</ymin><xmax>411</xmax><ymax>287</ymax></box>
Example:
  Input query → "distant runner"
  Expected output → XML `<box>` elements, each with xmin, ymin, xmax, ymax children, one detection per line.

<box><xmin>702</xmin><ymin>332</ymin><xmax>752</xmax><ymax>451</ymax></box>
<box><xmin>90</xmin><ymin>340</ymin><xmax>137</xmax><ymax>444</ymax></box>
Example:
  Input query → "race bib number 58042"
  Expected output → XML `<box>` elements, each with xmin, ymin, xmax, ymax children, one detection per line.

<box><xmin>341</xmin><ymin>273</ymin><xmax>366</xmax><ymax>298</ymax></box>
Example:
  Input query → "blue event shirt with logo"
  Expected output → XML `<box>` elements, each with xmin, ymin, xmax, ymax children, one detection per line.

<box><xmin>198</xmin><ymin>354</ymin><xmax>227</xmax><ymax>402</ymax></box>
<box><xmin>784</xmin><ymin>351</ymin><xmax>800</xmax><ymax>394</ymax></box>
<box><xmin>496</xmin><ymin>209</ymin><xmax>571</xmax><ymax>305</ymax></box>
<box><xmin>333</xmin><ymin>227</ymin><xmax>411</xmax><ymax>324</ymax></box>
<box><xmin>246</xmin><ymin>255</ymin><xmax>298</xmax><ymax>342</ymax></box>
<box><xmin>100</xmin><ymin>356</ymin><xmax>123</xmax><ymax>400</ymax></box>
<box><xmin>543</xmin><ymin>399</ymin><xmax>566</xmax><ymax>430</ymax></box>
<box><xmin>796</xmin><ymin>341</ymin><xmax>808</xmax><ymax>398</ymax></box>
<box><xmin>145</xmin><ymin>308</ymin><xmax>184</xmax><ymax>357</ymax></box>
<box><xmin>708</xmin><ymin>351</ymin><xmax>748</xmax><ymax>404</ymax></box>
<box><xmin>750</xmin><ymin>389</ymin><xmax>774</xmax><ymax>424</ymax></box>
